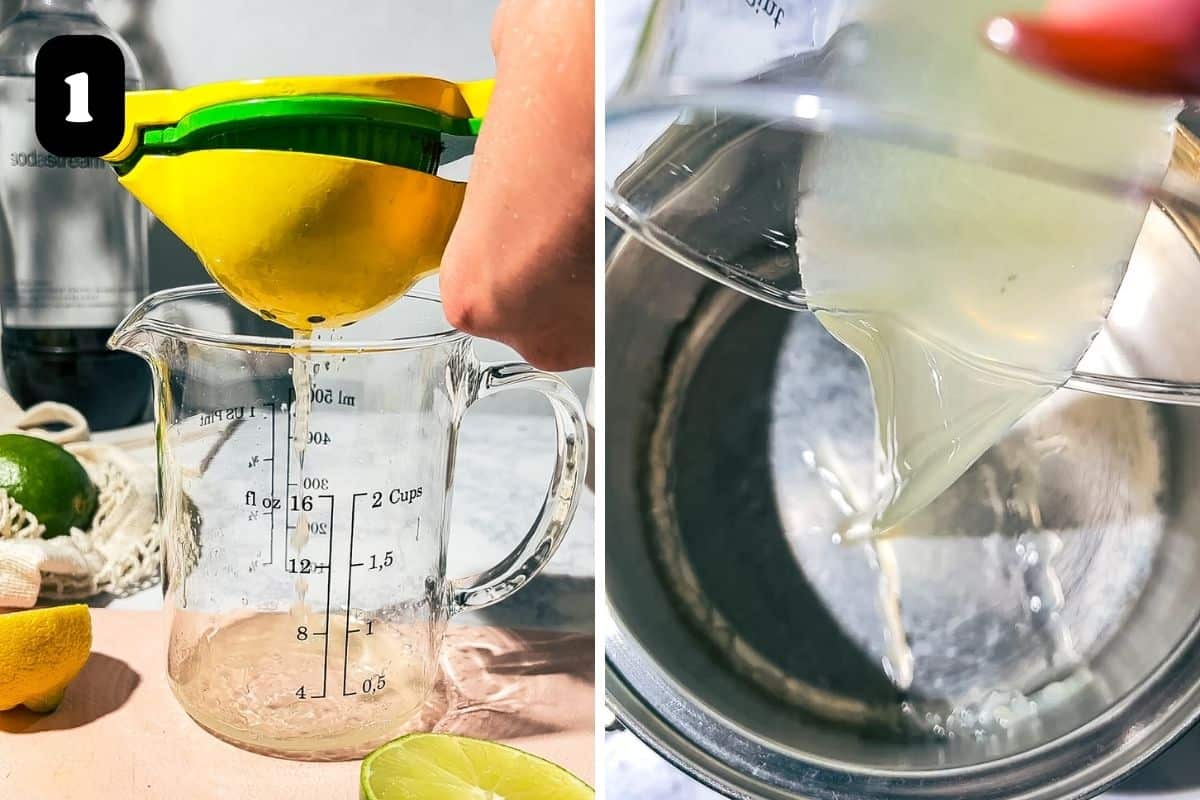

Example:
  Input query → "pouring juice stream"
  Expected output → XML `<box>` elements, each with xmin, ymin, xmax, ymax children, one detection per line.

<box><xmin>789</xmin><ymin>0</ymin><xmax>1178</xmax><ymax>698</ymax></box>
<box><xmin>799</xmin><ymin>0</ymin><xmax>1177</xmax><ymax>537</ymax></box>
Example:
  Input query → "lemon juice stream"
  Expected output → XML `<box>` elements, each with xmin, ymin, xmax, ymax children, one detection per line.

<box><xmin>791</xmin><ymin>0</ymin><xmax>1177</xmax><ymax>710</ymax></box>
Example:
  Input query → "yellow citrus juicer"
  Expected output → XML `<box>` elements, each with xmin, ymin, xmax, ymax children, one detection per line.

<box><xmin>102</xmin><ymin>74</ymin><xmax>493</xmax><ymax>330</ymax></box>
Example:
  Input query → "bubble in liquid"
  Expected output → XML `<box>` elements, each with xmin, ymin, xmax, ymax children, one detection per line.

<box><xmin>994</xmin><ymin>707</ymin><xmax>1012</xmax><ymax>729</ymax></box>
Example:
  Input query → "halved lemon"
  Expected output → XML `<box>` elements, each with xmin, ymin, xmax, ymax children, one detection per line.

<box><xmin>0</xmin><ymin>604</ymin><xmax>92</xmax><ymax>712</ymax></box>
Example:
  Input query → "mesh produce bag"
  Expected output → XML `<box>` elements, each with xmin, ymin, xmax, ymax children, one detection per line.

<box><xmin>0</xmin><ymin>394</ymin><xmax>159</xmax><ymax>607</ymax></box>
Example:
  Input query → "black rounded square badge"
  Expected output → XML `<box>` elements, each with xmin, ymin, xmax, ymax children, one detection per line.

<box><xmin>35</xmin><ymin>35</ymin><xmax>125</xmax><ymax>158</ymax></box>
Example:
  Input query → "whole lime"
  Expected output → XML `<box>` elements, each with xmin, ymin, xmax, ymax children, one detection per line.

<box><xmin>0</xmin><ymin>434</ymin><xmax>98</xmax><ymax>538</ymax></box>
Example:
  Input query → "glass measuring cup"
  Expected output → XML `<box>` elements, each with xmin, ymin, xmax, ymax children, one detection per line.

<box><xmin>109</xmin><ymin>285</ymin><xmax>588</xmax><ymax>760</ymax></box>
<box><xmin>607</xmin><ymin>0</ymin><xmax>1200</xmax><ymax>404</ymax></box>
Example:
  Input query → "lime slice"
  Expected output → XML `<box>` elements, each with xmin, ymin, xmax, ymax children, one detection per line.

<box><xmin>360</xmin><ymin>733</ymin><xmax>594</xmax><ymax>800</ymax></box>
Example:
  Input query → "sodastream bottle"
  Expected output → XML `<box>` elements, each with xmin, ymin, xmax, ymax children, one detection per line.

<box><xmin>0</xmin><ymin>0</ymin><xmax>149</xmax><ymax>429</ymax></box>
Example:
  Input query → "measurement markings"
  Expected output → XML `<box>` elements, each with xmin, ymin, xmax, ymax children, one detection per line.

<box><xmin>265</xmin><ymin>401</ymin><xmax>277</xmax><ymax>565</ymax></box>
<box><xmin>343</xmin><ymin>492</ymin><xmax>368</xmax><ymax>697</ymax></box>
<box><xmin>308</xmin><ymin>493</ymin><xmax>336</xmax><ymax>700</ymax></box>
<box><xmin>283</xmin><ymin>389</ymin><xmax>294</xmax><ymax>568</ymax></box>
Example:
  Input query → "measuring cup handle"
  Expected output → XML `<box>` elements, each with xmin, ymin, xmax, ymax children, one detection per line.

<box><xmin>449</xmin><ymin>362</ymin><xmax>589</xmax><ymax>613</ymax></box>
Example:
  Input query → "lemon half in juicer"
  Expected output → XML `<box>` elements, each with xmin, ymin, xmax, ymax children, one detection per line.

<box><xmin>103</xmin><ymin>75</ymin><xmax>493</xmax><ymax>330</ymax></box>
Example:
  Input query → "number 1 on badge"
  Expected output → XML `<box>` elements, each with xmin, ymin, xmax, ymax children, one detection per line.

<box><xmin>63</xmin><ymin>71</ymin><xmax>91</xmax><ymax>123</ymax></box>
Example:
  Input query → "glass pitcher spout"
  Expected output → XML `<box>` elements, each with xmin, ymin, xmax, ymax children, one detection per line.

<box><xmin>107</xmin><ymin>287</ymin><xmax>202</xmax><ymax>369</ymax></box>
<box><xmin>108</xmin><ymin>296</ymin><xmax>159</xmax><ymax>361</ymax></box>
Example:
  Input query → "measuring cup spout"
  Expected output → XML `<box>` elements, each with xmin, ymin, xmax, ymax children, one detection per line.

<box><xmin>107</xmin><ymin>296</ymin><xmax>163</xmax><ymax>361</ymax></box>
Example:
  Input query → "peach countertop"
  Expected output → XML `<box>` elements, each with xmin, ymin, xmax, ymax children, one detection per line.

<box><xmin>0</xmin><ymin>610</ymin><xmax>595</xmax><ymax>798</ymax></box>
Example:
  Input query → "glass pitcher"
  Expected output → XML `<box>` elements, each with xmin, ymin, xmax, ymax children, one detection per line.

<box><xmin>109</xmin><ymin>284</ymin><xmax>588</xmax><ymax>760</ymax></box>
<box><xmin>607</xmin><ymin>0</ymin><xmax>1200</xmax><ymax>406</ymax></box>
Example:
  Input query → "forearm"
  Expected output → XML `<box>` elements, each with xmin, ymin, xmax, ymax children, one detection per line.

<box><xmin>439</xmin><ymin>0</ymin><xmax>596</xmax><ymax>370</ymax></box>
